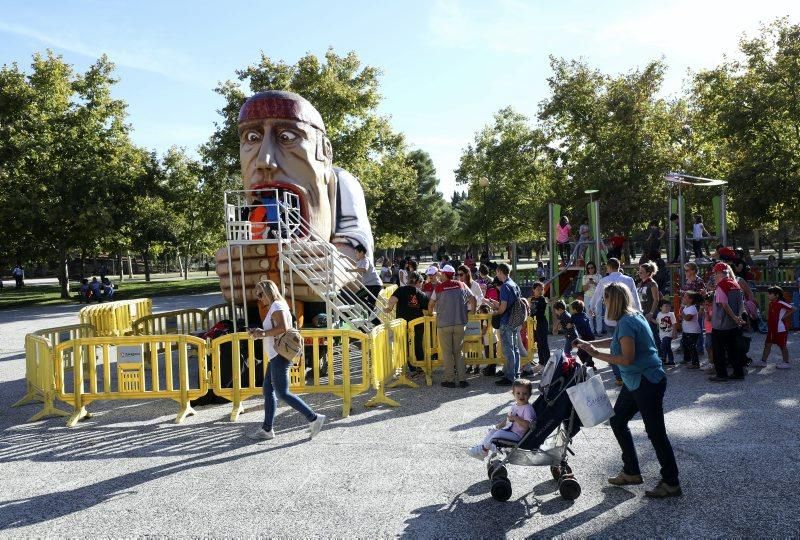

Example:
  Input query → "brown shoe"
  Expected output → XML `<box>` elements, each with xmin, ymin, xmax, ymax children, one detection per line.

<box><xmin>645</xmin><ymin>480</ymin><xmax>683</xmax><ymax>498</ymax></box>
<box><xmin>608</xmin><ymin>471</ymin><xmax>643</xmax><ymax>486</ymax></box>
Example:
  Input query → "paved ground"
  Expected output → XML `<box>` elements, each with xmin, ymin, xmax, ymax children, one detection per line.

<box><xmin>1</xmin><ymin>293</ymin><xmax>799</xmax><ymax>538</ymax></box>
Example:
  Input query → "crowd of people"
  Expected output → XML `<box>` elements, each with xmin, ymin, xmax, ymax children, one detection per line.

<box><xmin>78</xmin><ymin>275</ymin><xmax>116</xmax><ymax>303</ymax></box>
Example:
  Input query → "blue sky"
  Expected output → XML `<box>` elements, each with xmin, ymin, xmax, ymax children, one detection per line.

<box><xmin>2</xmin><ymin>0</ymin><xmax>797</xmax><ymax>198</ymax></box>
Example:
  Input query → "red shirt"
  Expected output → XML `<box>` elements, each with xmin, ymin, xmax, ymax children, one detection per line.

<box><xmin>609</xmin><ymin>235</ymin><xmax>626</xmax><ymax>249</ymax></box>
<box><xmin>768</xmin><ymin>299</ymin><xmax>793</xmax><ymax>334</ymax></box>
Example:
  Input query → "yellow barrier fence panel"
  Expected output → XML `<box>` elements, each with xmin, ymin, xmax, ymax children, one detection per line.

<box><xmin>205</xmin><ymin>303</ymin><xmax>245</xmax><ymax>327</ymax></box>
<box><xmin>54</xmin><ymin>334</ymin><xmax>208</xmax><ymax>427</ymax></box>
<box><xmin>209</xmin><ymin>328</ymin><xmax>372</xmax><ymax>421</ymax></box>
<box><xmin>132</xmin><ymin>309</ymin><xmax>208</xmax><ymax>336</ymax></box>
<box><xmin>386</xmin><ymin>318</ymin><xmax>417</xmax><ymax>390</ymax></box>
<box><xmin>406</xmin><ymin>316</ymin><xmax>441</xmax><ymax>386</ymax></box>
<box><xmin>13</xmin><ymin>335</ymin><xmax>71</xmax><ymax>422</ymax></box>
<box><xmin>462</xmin><ymin>314</ymin><xmax>537</xmax><ymax>370</ymax></box>
<box><xmin>365</xmin><ymin>323</ymin><xmax>400</xmax><ymax>409</ymax></box>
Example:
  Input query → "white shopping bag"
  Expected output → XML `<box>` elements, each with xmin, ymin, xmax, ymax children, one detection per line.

<box><xmin>566</xmin><ymin>374</ymin><xmax>614</xmax><ymax>427</ymax></box>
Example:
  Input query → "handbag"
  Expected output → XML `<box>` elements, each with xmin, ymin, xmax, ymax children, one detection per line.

<box><xmin>275</xmin><ymin>328</ymin><xmax>303</xmax><ymax>362</ymax></box>
<box><xmin>566</xmin><ymin>374</ymin><xmax>614</xmax><ymax>427</ymax></box>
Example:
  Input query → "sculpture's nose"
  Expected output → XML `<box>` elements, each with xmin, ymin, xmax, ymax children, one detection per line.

<box><xmin>255</xmin><ymin>133</ymin><xmax>278</xmax><ymax>173</ymax></box>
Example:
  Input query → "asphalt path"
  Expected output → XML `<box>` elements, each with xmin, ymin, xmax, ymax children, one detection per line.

<box><xmin>1</xmin><ymin>293</ymin><xmax>799</xmax><ymax>537</ymax></box>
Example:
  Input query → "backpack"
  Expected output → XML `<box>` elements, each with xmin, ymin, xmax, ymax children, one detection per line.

<box><xmin>507</xmin><ymin>287</ymin><xmax>530</xmax><ymax>328</ymax></box>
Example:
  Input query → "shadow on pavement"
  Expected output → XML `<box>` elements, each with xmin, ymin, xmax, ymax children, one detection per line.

<box><xmin>401</xmin><ymin>481</ymin><xmax>635</xmax><ymax>538</ymax></box>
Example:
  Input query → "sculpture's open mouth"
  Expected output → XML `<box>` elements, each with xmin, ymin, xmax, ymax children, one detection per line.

<box><xmin>248</xmin><ymin>182</ymin><xmax>309</xmax><ymax>232</ymax></box>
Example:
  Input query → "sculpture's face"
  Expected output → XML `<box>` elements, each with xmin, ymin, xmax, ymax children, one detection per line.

<box><xmin>239</xmin><ymin>117</ymin><xmax>332</xmax><ymax>239</ymax></box>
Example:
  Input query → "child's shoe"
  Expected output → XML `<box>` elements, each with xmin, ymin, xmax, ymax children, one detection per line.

<box><xmin>776</xmin><ymin>362</ymin><xmax>791</xmax><ymax>369</ymax></box>
<box><xmin>467</xmin><ymin>444</ymin><xmax>488</xmax><ymax>460</ymax></box>
<box><xmin>750</xmin><ymin>360</ymin><xmax>768</xmax><ymax>367</ymax></box>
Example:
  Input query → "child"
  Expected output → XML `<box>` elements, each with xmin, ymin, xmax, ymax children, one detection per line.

<box><xmin>692</xmin><ymin>215</ymin><xmax>711</xmax><ymax>261</ymax></box>
<box><xmin>79</xmin><ymin>278</ymin><xmax>90</xmax><ymax>303</ymax></box>
<box><xmin>467</xmin><ymin>379</ymin><xmax>536</xmax><ymax>459</ymax></box>
<box><xmin>701</xmin><ymin>294</ymin><xmax>715</xmax><ymax>372</ymax></box>
<box><xmin>530</xmin><ymin>282</ymin><xmax>550</xmax><ymax>368</ymax></box>
<box><xmin>656</xmin><ymin>299</ymin><xmax>677</xmax><ymax>365</ymax></box>
<box><xmin>680</xmin><ymin>291</ymin><xmax>703</xmax><ymax>369</ymax></box>
<box><xmin>553</xmin><ymin>300</ymin><xmax>576</xmax><ymax>350</ymax></box>
<box><xmin>754</xmin><ymin>286</ymin><xmax>796</xmax><ymax>369</ymax></box>
<box><xmin>570</xmin><ymin>299</ymin><xmax>596</xmax><ymax>369</ymax></box>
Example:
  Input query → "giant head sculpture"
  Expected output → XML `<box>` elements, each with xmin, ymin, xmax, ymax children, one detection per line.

<box><xmin>217</xmin><ymin>90</ymin><xmax>375</xmax><ymax>306</ymax></box>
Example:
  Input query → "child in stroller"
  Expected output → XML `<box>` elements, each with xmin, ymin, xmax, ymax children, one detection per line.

<box><xmin>467</xmin><ymin>379</ymin><xmax>536</xmax><ymax>460</ymax></box>
<box><xmin>470</xmin><ymin>349</ymin><xmax>587</xmax><ymax>502</ymax></box>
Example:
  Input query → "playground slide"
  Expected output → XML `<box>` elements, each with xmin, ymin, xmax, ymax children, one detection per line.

<box><xmin>544</xmin><ymin>268</ymin><xmax>580</xmax><ymax>297</ymax></box>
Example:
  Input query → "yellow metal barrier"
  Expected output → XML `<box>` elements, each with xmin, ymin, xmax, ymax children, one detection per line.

<box><xmin>209</xmin><ymin>329</ymin><xmax>372</xmax><ymax>421</ymax></box>
<box><xmin>377</xmin><ymin>285</ymin><xmax>397</xmax><ymax>324</ymax></box>
<box><xmin>54</xmin><ymin>334</ymin><xmax>208</xmax><ymax>427</ymax></box>
<box><xmin>205</xmin><ymin>303</ymin><xmax>245</xmax><ymax>327</ymax></box>
<box><xmin>12</xmin><ymin>335</ymin><xmax>70</xmax><ymax>422</ymax></box>
<box><xmin>79</xmin><ymin>299</ymin><xmax>153</xmax><ymax>336</ymax></box>
<box><xmin>14</xmin><ymin>324</ymin><xmax>96</xmax><ymax>422</ymax></box>
<box><xmin>132</xmin><ymin>309</ymin><xmax>207</xmax><ymax>336</ymax></box>
<box><xmin>406</xmin><ymin>315</ymin><xmax>536</xmax><ymax>385</ymax></box>
<box><xmin>407</xmin><ymin>316</ymin><xmax>441</xmax><ymax>385</ymax></box>
<box><xmin>366</xmin><ymin>318</ymin><xmax>417</xmax><ymax>409</ymax></box>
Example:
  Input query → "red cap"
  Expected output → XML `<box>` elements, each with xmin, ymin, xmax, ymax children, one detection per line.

<box><xmin>713</xmin><ymin>262</ymin><xmax>728</xmax><ymax>273</ymax></box>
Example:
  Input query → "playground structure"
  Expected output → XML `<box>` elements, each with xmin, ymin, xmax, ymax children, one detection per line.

<box><xmin>664</xmin><ymin>172</ymin><xmax>728</xmax><ymax>289</ymax></box>
<box><xmin>546</xmin><ymin>198</ymin><xmax>605</xmax><ymax>303</ymax></box>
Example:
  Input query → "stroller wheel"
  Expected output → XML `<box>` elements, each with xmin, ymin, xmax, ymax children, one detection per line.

<box><xmin>550</xmin><ymin>464</ymin><xmax>572</xmax><ymax>481</ymax></box>
<box><xmin>487</xmin><ymin>461</ymin><xmax>507</xmax><ymax>479</ymax></box>
<box><xmin>558</xmin><ymin>476</ymin><xmax>581</xmax><ymax>500</ymax></box>
<box><xmin>490</xmin><ymin>476</ymin><xmax>513</xmax><ymax>502</ymax></box>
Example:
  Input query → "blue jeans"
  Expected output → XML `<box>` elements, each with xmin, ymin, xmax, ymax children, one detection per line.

<box><xmin>660</xmin><ymin>336</ymin><xmax>674</xmax><ymax>363</ymax></box>
<box><xmin>500</xmin><ymin>324</ymin><xmax>521</xmax><ymax>381</ymax></box>
<box><xmin>610</xmin><ymin>376</ymin><xmax>679</xmax><ymax>486</ymax></box>
<box><xmin>262</xmin><ymin>354</ymin><xmax>317</xmax><ymax>431</ymax></box>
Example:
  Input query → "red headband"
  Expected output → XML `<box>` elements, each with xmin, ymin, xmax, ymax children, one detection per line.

<box><xmin>238</xmin><ymin>93</ymin><xmax>326</xmax><ymax>133</ymax></box>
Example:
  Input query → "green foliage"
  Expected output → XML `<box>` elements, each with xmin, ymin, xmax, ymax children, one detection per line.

<box><xmin>0</xmin><ymin>51</ymin><xmax>142</xmax><ymax>297</ymax></box>
<box><xmin>455</xmin><ymin>107</ymin><xmax>554</xmax><ymax>244</ymax></box>
<box><xmin>691</xmin><ymin>17</ymin><xmax>800</xmax><ymax>237</ymax></box>
<box><xmin>405</xmin><ymin>150</ymin><xmax>459</xmax><ymax>248</ymax></box>
<box><xmin>538</xmin><ymin>58</ymin><xmax>688</xmax><ymax>235</ymax></box>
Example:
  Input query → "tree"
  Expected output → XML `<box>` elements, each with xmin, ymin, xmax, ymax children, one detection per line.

<box><xmin>201</xmin><ymin>49</ymin><xmax>418</xmax><ymax>246</ymax></box>
<box><xmin>691</xmin><ymin>17</ymin><xmax>800</xmax><ymax>249</ymax></box>
<box><xmin>538</xmin><ymin>58</ymin><xmax>688</xmax><ymax>238</ymax></box>
<box><xmin>0</xmin><ymin>51</ymin><xmax>141</xmax><ymax>297</ymax></box>
<box><xmin>455</xmin><ymin>107</ymin><xmax>555</xmax><ymax>245</ymax></box>
<box><xmin>405</xmin><ymin>150</ymin><xmax>458</xmax><ymax>249</ymax></box>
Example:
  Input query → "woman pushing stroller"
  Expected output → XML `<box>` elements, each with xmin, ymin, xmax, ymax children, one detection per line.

<box><xmin>575</xmin><ymin>282</ymin><xmax>681</xmax><ymax>499</ymax></box>
<box><xmin>467</xmin><ymin>379</ymin><xmax>536</xmax><ymax>460</ymax></box>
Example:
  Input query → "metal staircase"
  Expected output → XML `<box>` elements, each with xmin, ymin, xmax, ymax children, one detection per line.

<box><xmin>224</xmin><ymin>189</ymin><xmax>380</xmax><ymax>333</ymax></box>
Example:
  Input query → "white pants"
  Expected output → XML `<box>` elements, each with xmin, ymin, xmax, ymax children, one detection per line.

<box><xmin>481</xmin><ymin>427</ymin><xmax>521</xmax><ymax>449</ymax></box>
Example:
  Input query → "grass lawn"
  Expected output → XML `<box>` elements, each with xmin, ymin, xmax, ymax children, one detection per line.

<box><xmin>0</xmin><ymin>278</ymin><xmax>222</xmax><ymax>309</ymax></box>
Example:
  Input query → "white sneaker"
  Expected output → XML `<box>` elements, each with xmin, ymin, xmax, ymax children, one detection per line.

<box><xmin>750</xmin><ymin>360</ymin><xmax>768</xmax><ymax>367</ymax></box>
<box><xmin>775</xmin><ymin>362</ymin><xmax>791</xmax><ymax>369</ymax></box>
<box><xmin>309</xmin><ymin>414</ymin><xmax>326</xmax><ymax>438</ymax></box>
<box><xmin>467</xmin><ymin>444</ymin><xmax>488</xmax><ymax>460</ymax></box>
<box><xmin>247</xmin><ymin>428</ymin><xmax>275</xmax><ymax>440</ymax></box>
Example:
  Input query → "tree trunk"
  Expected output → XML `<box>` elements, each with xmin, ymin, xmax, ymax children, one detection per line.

<box><xmin>80</xmin><ymin>247</ymin><xmax>86</xmax><ymax>278</ymax></box>
<box><xmin>127</xmin><ymin>251</ymin><xmax>134</xmax><ymax>278</ymax></box>
<box><xmin>58</xmin><ymin>251</ymin><xmax>70</xmax><ymax>299</ymax></box>
<box><xmin>118</xmin><ymin>251</ymin><xmax>124</xmax><ymax>281</ymax></box>
<box><xmin>143</xmin><ymin>247</ymin><xmax>151</xmax><ymax>282</ymax></box>
<box><xmin>183</xmin><ymin>245</ymin><xmax>191</xmax><ymax>280</ymax></box>
<box><xmin>177</xmin><ymin>250</ymin><xmax>185</xmax><ymax>278</ymax></box>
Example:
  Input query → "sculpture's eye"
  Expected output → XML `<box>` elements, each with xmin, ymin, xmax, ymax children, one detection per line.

<box><xmin>277</xmin><ymin>130</ymin><xmax>298</xmax><ymax>144</ymax></box>
<box><xmin>245</xmin><ymin>130</ymin><xmax>261</xmax><ymax>143</ymax></box>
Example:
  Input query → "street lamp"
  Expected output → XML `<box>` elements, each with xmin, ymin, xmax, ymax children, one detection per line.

<box><xmin>479</xmin><ymin>176</ymin><xmax>489</xmax><ymax>260</ymax></box>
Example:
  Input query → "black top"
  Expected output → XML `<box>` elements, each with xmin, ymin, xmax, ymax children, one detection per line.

<box><xmin>531</xmin><ymin>296</ymin><xmax>548</xmax><ymax>320</ymax></box>
<box><xmin>391</xmin><ymin>286</ymin><xmax>429</xmax><ymax>321</ymax></box>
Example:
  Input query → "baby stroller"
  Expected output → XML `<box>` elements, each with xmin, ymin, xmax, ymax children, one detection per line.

<box><xmin>485</xmin><ymin>350</ymin><xmax>588</xmax><ymax>502</ymax></box>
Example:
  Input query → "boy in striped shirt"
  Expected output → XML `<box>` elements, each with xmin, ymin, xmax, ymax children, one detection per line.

<box><xmin>755</xmin><ymin>286</ymin><xmax>796</xmax><ymax>369</ymax></box>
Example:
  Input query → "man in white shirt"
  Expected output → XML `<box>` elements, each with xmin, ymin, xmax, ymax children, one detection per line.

<box><xmin>588</xmin><ymin>258</ymin><xmax>642</xmax><ymax>324</ymax></box>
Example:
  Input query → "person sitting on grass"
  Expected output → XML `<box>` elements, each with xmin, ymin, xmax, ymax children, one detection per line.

<box><xmin>753</xmin><ymin>286</ymin><xmax>796</xmax><ymax>369</ymax></box>
<box><xmin>467</xmin><ymin>378</ymin><xmax>536</xmax><ymax>460</ymax></box>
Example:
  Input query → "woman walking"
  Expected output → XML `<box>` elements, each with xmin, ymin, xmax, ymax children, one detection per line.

<box><xmin>576</xmin><ymin>283</ymin><xmax>681</xmax><ymax>498</ymax></box>
<box><xmin>247</xmin><ymin>280</ymin><xmax>326</xmax><ymax>441</ymax></box>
